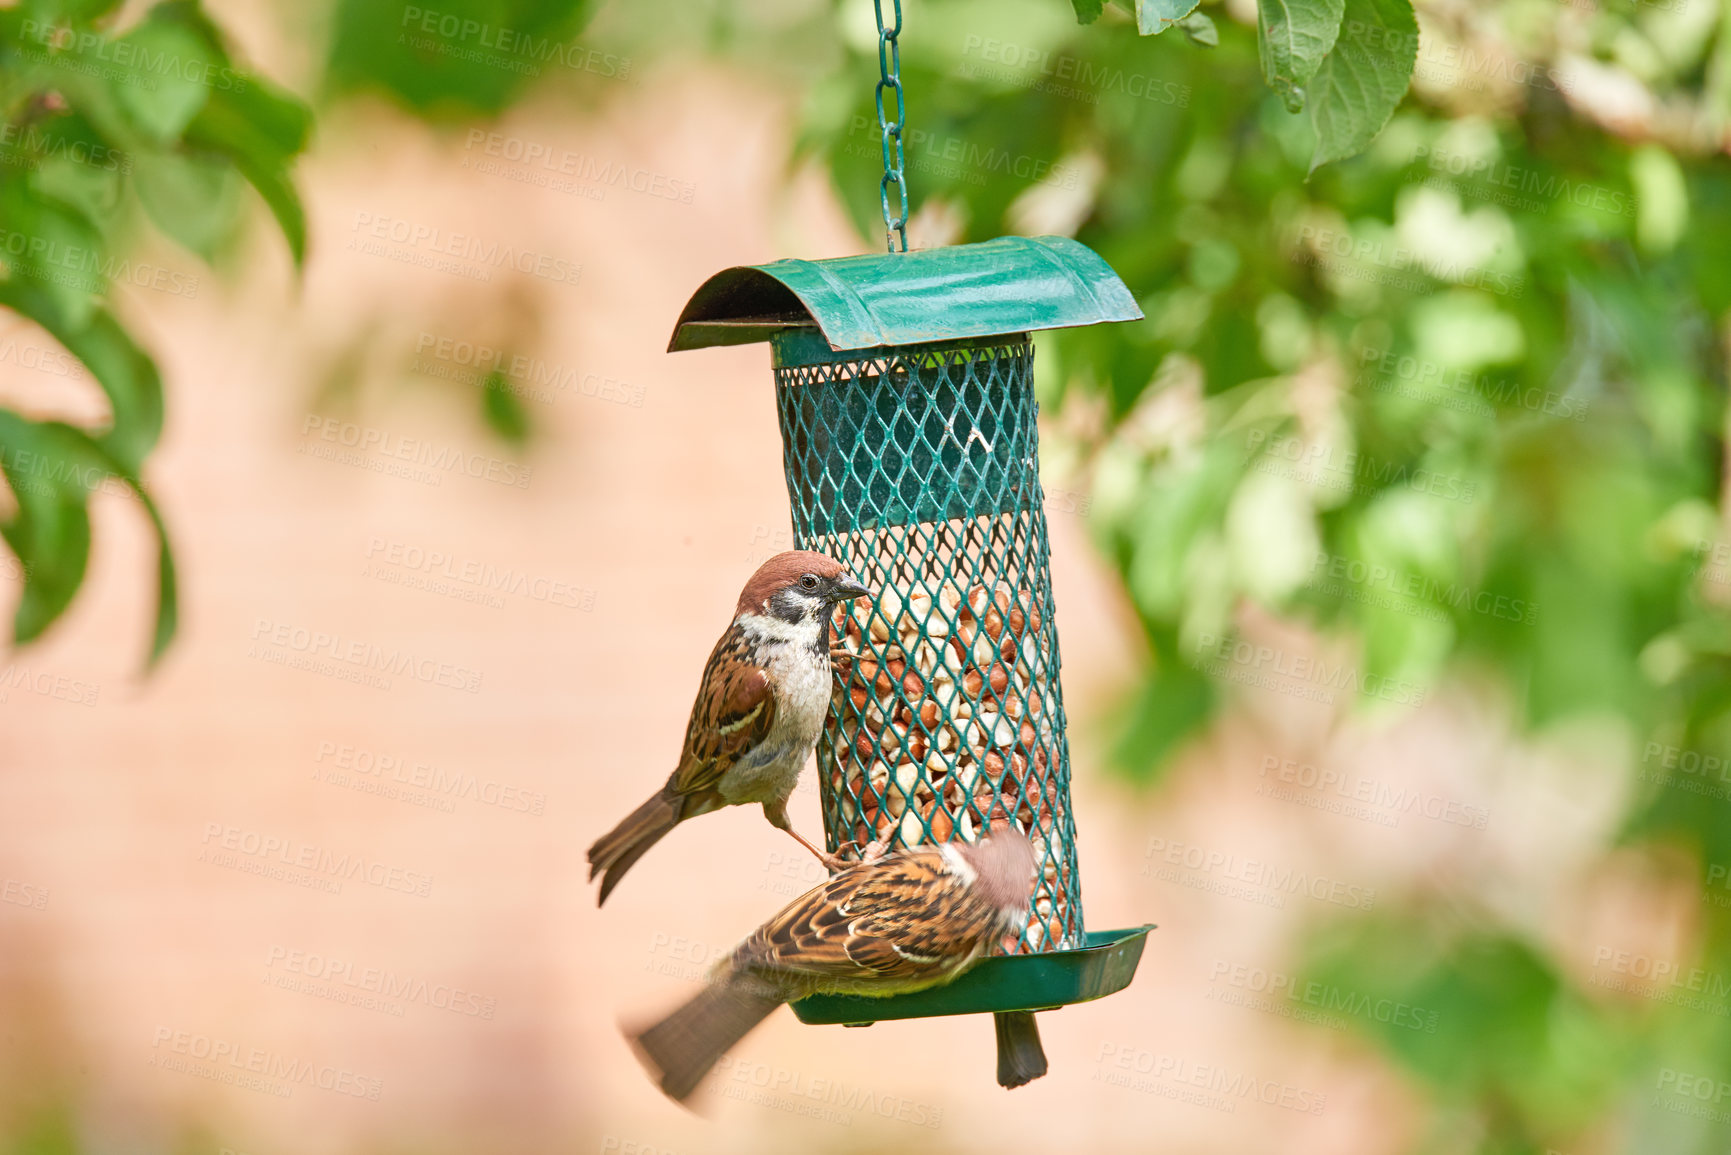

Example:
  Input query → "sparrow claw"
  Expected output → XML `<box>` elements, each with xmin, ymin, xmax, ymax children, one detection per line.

<box><xmin>826</xmin><ymin>837</ymin><xmax>889</xmax><ymax>870</ymax></box>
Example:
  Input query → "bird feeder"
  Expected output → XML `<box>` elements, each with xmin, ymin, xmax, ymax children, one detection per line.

<box><xmin>669</xmin><ymin>234</ymin><xmax>1153</xmax><ymax>1026</ymax></box>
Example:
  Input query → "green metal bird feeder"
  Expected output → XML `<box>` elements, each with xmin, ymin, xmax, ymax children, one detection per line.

<box><xmin>664</xmin><ymin>0</ymin><xmax>1150</xmax><ymax>1034</ymax></box>
<box><xmin>668</xmin><ymin>235</ymin><xmax>1152</xmax><ymax>1027</ymax></box>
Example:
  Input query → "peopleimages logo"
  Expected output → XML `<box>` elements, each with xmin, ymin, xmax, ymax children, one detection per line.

<box><xmin>17</xmin><ymin>21</ymin><xmax>250</xmax><ymax>92</ymax></box>
<box><xmin>1093</xmin><ymin>1043</ymin><xmax>1328</xmax><ymax>1114</ymax></box>
<box><xmin>249</xmin><ymin>617</ymin><xmax>484</xmax><ymax>694</ymax></box>
<box><xmin>412</xmin><ymin>332</ymin><xmax>645</xmax><ymax>409</ymax></box>
<box><xmin>1257</xmin><ymin>754</ymin><xmax>1490</xmax><ymax>830</ymax></box>
<box><xmin>0</xmin><ymin>225</ymin><xmax>199</xmax><ymax>297</ymax></box>
<box><xmin>314</xmin><ymin>740</ymin><xmax>547</xmax><ymax>815</ymax></box>
<box><xmin>1</xmin><ymin>877</ymin><xmax>49</xmax><ymax>910</ymax></box>
<box><xmin>1246</xmin><ymin>429</ymin><xmax>1480</xmax><ymax>504</ymax></box>
<box><xmin>709</xmin><ymin>1055</ymin><xmax>944</xmax><ymax>1129</ymax></box>
<box><xmin>264</xmin><ymin>945</ymin><xmax>497</xmax><ymax>1019</ymax></box>
<box><xmin>1207</xmin><ymin>960</ymin><xmax>1440</xmax><ymax>1032</ymax></box>
<box><xmin>1193</xmin><ymin>631</ymin><xmax>1428</xmax><ymax>708</ymax></box>
<box><xmin>200</xmin><ymin>822</ymin><xmax>435</xmax><ymax>898</ymax></box>
<box><xmin>149</xmin><ymin>1027</ymin><xmax>382</xmax><ymax>1100</ymax></box>
<box><xmin>397</xmin><ymin>5</ymin><xmax>630</xmax><ymax>79</ymax></box>
<box><xmin>1412</xmin><ymin>144</ymin><xmax>1635</xmax><ymax>217</ymax></box>
<box><xmin>846</xmin><ymin>116</ymin><xmax>1083</xmax><ymax>190</ymax></box>
<box><xmin>300</xmin><ymin>415</ymin><xmax>532</xmax><ymax>489</ymax></box>
<box><xmin>1357</xmin><ymin>346</ymin><xmax>1587</xmax><ymax>421</ymax></box>
<box><xmin>0</xmin><ymin>662</ymin><xmax>99</xmax><ymax>708</ymax></box>
<box><xmin>0</xmin><ymin>120</ymin><xmax>129</xmax><ymax>174</ymax></box>
<box><xmin>1144</xmin><ymin>836</ymin><xmax>1377</xmax><ymax>910</ymax></box>
<box><xmin>1310</xmin><ymin>550</ymin><xmax>1538</xmax><ymax>626</ymax></box>
<box><xmin>956</xmin><ymin>34</ymin><xmax>1190</xmax><ymax>107</ymax></box>
<box><xmin>1587</xmin><ymin>946</ymin><xmax>1731</xmax><ymax>1017</ymax></box>
<box><xmin>1294</xmin><ymin>223</ymin><xmax>1525</xmax><ymax>298</ymax></box>
<box><xmin>461</xmin><ymin>130</ymin><xmax>695</xmax><ymax>204</ymax></box>
<box><xmin>347</xmin><ymin>211</ymin><xmax>582</xmax><ymax>287</ymax></box>
<box><xmin>1341</xmin><ymin>20</ymin><xmax>1571</xmax><ymax>94</ymax></box>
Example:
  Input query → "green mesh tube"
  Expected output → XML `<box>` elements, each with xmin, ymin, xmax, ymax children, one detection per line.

<box><xmin>773</xmin><ymin>328</ymin><xmax>1082</xmax><ymax>954</ymax></box>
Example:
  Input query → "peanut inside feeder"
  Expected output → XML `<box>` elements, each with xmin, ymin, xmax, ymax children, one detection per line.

<box><xmin>831</xmin><ymin>577</ymin><xmax>1069</xmax><ymax>952</ymax></box>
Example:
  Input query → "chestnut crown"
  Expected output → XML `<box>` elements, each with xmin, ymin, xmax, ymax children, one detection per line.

<box><xmin>736</xmin><ymin>550</ymin><xmax>871</xmax><ymax>620</ymax></box>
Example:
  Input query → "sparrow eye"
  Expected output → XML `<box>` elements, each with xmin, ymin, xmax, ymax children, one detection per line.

<box><xmin>800</xmin><ymin>574</ymin><xmax>820</xmax><ymax>591</ymax></box>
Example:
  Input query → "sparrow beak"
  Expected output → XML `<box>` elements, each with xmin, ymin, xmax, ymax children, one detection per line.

<box><xmin>829</xmin><ymin>574</ymin><xmax>872</xmax><ymax>602</ymax></box>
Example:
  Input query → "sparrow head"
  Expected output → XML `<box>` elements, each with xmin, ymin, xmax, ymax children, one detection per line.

<box><xmin>956</xmin><ymin>824</ymin><xmax>1039</xmax><ymax>923</ymax></box>
<box><xmin>737</xmin><ymin>550</ymin><xmax>872</xmax><ymax>625</ymax></box>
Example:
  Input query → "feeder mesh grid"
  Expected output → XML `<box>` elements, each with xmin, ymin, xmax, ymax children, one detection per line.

<box><xmin>774</xmin><ymin>335</ymin><xmax>1082</xmax><ymax>953</ymax></box>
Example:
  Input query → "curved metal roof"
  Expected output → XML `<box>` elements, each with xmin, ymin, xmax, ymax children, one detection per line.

<box><xmin>667</xmin><ymin>235</ymin><xmax>1142</xmax><ymax>353</ymax></box>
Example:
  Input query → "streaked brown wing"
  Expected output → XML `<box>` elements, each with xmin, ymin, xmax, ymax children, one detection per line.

<box><xmin>669</xmin><ymin>624</ymin><xmax>775</xmax><ymax>798</ymax></box>
<box><xmin>735</xmin><ymin>848</ymin><xmax>995</xmax><ymax>985</ymax></box>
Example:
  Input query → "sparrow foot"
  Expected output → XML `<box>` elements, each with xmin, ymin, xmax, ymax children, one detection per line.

<box><xmin>827</xmin><ymin>837</ymin><xmax>889</xmax><ymax>868</ymax></box>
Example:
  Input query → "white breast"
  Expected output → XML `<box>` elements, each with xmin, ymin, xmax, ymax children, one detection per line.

<box><xmin>717</xmin><ymin>612</ymin><xmax>831</xmax><ymax>804</ymax></box>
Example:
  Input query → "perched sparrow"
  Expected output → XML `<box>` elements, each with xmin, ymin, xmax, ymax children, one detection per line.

<box><xmin>629</xmin><ymin>825</ymin><xmax>1038</xmax><ymax>1102</ymax></box>
<box><xmin>587</xmin><ymin>550</ymin><xmax>872</xmax><ymax>905</ymax></box>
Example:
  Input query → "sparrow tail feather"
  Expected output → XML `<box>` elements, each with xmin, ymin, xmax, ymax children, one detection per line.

<box><xmin>994</xmin><ymin>1011</ymin><xmax>1049</xmax><ymax>1089</ymax></box>
<box><xmin>588</xmin><ymin>786</ymin><xmax>681</xmax><ymax>906</ymax></box>
<box><xmin>630</xmin><ymin>973</ymin><xmax>783</xmax><ymax>1102</ymax></box>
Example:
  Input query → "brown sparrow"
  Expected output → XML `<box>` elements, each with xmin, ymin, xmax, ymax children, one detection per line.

<box><xmin>629</xmin><ymin>825</ymin><xmax>1038</xmax><ymax>1102</ymax></box>
<box><xmin>587</xmin><ymin>550</ymin><xmax>872</xmax><ymax>905</ymax></box>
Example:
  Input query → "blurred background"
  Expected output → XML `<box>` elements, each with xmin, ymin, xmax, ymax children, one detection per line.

<box><xmin>0</xmin><ymin>0</ymin><xmax>1726</xmax><ymax>1151</ymax></box>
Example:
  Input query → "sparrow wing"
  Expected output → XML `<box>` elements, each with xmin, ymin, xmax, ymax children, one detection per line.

<box><xmin>669</xmin><ymin>624</ymin><xmax>776</xmax><ymax>798</ymax></box>
<box><xmin>734</xmin><ymin>848</ymin><xmax>995</xmax><ymax>987</ymax></box>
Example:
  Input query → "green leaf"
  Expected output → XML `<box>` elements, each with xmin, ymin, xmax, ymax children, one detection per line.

<box><xmin>0</xmin><ymin>180</ymin><xmax>105</xmax><ymax>330</ymax></box>
<box><xmin>182</xmin><ymin>78</ymin><xmax>312</xmax><ymax>265</ymax></box>
<box><xmin>1177</xmin><ymin>11</ymin><xmax>1219</xmax><ymax>45</ymax></box>
<box><xmin>0</xmin><ymin>285</ymin><xmax>164</xmax><ymax>474</ymax></box>
<box><xmin>1306</xmin><ymin>0</ymin><xmax>1417</xmax><ymax>172</ymax></box>
<box><xmin>0</xmin><ymin>410</ymin><xmax>177</xmax><ymax>665</ymax></box>
<box><xmin>145</xmin><ymin>494</ymin><xmax>177</xmax><ymax>666</ymax></box>
<box><xmin>73</xmin><ymin>424</ymin><xmax>177</xmax><ymax>668</ymax></box>
<box><xmin>63</xmin><ymin>309</ymin><xmax>167</xmax><ymax>475</ymax></box>
<box><xmin>1136</xmin><ymin>0</ymin><xmax>1204</xmax><ymax>36</ymax></box>
<box><xmin>0</xmin><ymin>413</ymin><xmax>96</xmax><ymax>644</ymax></box>
<box><xmin>1256</xmin><ymin>0</ymin><xmax>1345</xmax><ymax>113</ymax></box>
<box><xmin>132</xmin><ymin>150</ymin><xmax>242</xmax><ymax>260</ymax></box>
<box><xmin>1070</xmin><ymin>0</ymin><xmax>1107</xmax><ymax>21</ymax></box>
<box><xmin>111</xmin><ymin>20</ymin><xmax>215</xmax><ymax>143</ymax></box>
<box><xmin>202</xmin><ymin>74</ymin><xmax>314</xmax><ymax>159</ymax></box>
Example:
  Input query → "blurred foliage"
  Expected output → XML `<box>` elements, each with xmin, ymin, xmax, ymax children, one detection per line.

<box><xmin>0</xmin><ymin>0</ymin><xmax>312</xmax><ymax>663</ymax></box>
<box><xmin>480</xmin><ymin>365</ymin><xmax>532</xmax><ymax>443</ymax></box>
<box><xmin>0</xmin><ymin>0</ymin><xmax>598</xmax><ymax>663</ymax></box>
<box><xmin>679</xmin><ymin>0</ymin><xmax>1731</xmax><ymax>1149</ymax></box>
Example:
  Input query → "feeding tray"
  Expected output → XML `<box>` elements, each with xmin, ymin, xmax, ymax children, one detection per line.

<box><xmin>790</xmin><ymin>924</ymin><xmax>1155</xmax><ymax>1026</ymax></box>
<box><xmin>671</xmin><ymin>235</ymin><xmax>1149</xmax><ymax>1026</ymax></box>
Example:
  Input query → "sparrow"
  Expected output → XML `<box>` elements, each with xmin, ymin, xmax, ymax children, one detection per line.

<box><xmin>587</xmin><ymin>550</ymin><xmax>872</xmax><ymax>906</ymax></box>
<box><xmin>629</xmin><ymin>824</ymin><xmax>1039</xmax><ymax>1102</ymax></box>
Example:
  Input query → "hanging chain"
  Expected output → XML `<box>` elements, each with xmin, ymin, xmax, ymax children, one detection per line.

<box><xmin>873</xmin><ymin>0</ymin><xmax>908</xmax><ymax>253</ymax></box>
